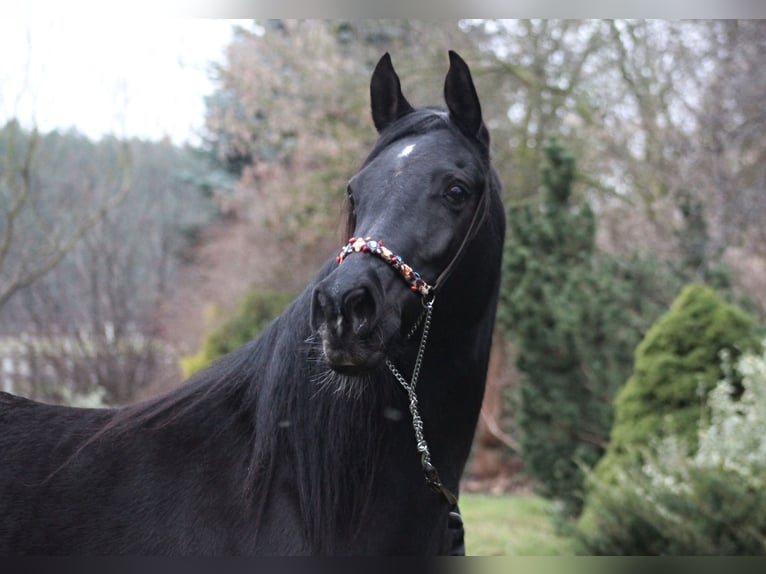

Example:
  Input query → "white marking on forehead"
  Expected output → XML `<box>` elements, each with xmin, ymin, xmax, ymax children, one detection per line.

<box><xmin>397</xmin><ymin>144</ymin><xmax>416</xmax><ymax>158</ymax></box>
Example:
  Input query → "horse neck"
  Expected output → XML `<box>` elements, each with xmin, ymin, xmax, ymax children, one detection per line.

<box><xmin>408</xmin><ymin>237</ymin><xmax>502</xmax><ymax>487</ymax></box>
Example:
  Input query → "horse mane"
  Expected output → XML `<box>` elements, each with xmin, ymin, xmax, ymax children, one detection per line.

<box><xmin>75</xmin><ymin>282</ymin><xmax>396</xmax><ymax>553</ymax></box>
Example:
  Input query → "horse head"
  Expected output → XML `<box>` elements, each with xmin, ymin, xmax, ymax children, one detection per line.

<box><xmin>310</xmin><ymin>51</ymin><xmax>495</xmax><ymax>375</ymax></box>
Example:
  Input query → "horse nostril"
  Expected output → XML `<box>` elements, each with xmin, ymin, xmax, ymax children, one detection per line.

<box><xmin>311</xmin><ymin>288</ymin><xmax>334</xmax><ymax>332</ymax></box>
<box><xmin>311</xmin><ymin>281</ymin><xmax>379</xmax><ymax>340</ymax></box>
<box><xmin>315</xmin><ymin>291</ymin><xmax>329</xmax><ymax>316</ymax></box>
<box><xmin>342</xmin><ymin>286</ymin><xmax>377</xmax><ymax>337</ymax></box>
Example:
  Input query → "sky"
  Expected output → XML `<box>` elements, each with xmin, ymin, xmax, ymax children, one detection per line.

<box><xmin>1</xmin><ymin>11</ymin><xmax>763</xmax><ymax>146</ymax></box>
<box><xmin>0</xmin><ymin>20</ymin><xmax>253</xmax><ymax>146</ymax></box>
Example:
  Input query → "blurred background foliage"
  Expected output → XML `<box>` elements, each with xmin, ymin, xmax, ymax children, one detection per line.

<box><xmin>1</xmin><ymin>19</ymin><xmax>765</xmax><ymax>554</ymax></box>
<box><xmin>179</xmin><ymin>288</ymin><xmax>294</xmax><ymax>378</ymax></box>
<box><xmin>576</xmin><ymin>342</ymin><xmax>766</xmax><ymax>554</ymax></box>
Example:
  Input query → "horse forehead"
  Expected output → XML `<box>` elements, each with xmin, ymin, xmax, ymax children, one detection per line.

<box><xmin>374</xmin><ymin>132</ymin><xmax>472</xmax><ymax>177</ymax></box>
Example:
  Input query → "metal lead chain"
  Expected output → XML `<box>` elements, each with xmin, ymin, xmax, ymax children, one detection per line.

<box><xmin>386</xmin><ymin>299</ymin><xmax>440</xmax><ymax>481</ymax></box>
<box><xmin>387</xmin><ymin>299</ymin><xmax>458</xmax><ymax>506</ymax></box>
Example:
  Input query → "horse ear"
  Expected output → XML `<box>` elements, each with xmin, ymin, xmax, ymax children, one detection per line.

<box><xmin>370</xmin><ymin>53</ymin><xmax>415</xmax><ymax>133</ymax></box>
<box><xmin>444</xmin><ymin>51</ymin><xmax>489</xmax><ymax>147</ymax></box>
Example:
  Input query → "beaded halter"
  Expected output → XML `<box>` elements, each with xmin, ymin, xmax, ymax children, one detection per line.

<box><xmin>332</xmin><ymin>186</ymin><xmax>490</xmax><ymax>507</ymax></box>
<box><xmin>336</xmin><ymin>237</ymin><xmax>432</xmax><ymax>298</ymax></box>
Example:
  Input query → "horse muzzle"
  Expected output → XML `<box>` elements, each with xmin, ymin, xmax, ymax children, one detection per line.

<box><xmin>310</xmin><ymin>260</ymin><xmax>393</xmax><ymax>373</ymax></box>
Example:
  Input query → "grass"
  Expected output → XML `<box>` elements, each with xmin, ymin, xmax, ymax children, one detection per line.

<box><xmin>459</xmin><ymin>493</ymin><xmax>576</xmax><ymax>556</ymax></box>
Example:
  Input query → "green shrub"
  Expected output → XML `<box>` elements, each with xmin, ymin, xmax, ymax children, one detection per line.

<box><xmin>576</xmin><ymin>344</ymin><xmax>766</xmax><ymax>554</ymax></box>
<box><xmin>602</xmin><ymin>284</ymin><xmax>760</xmax><ymax>478</ymax></box>
<box><xmin>180</xmin><ymin>288</ymin><xmax>294</xmax><ymax>377</ymax></box>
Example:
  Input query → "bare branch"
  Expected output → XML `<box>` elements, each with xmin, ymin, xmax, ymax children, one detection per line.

<box><xmin>0</xmin><ymin>139</ymin><xmax>133</xmax><ymax>309</ymax></box>
<box><xmin>0</xmin><ymin>125</ymin><xmax>39</xmax><ymax>274</ymax></box>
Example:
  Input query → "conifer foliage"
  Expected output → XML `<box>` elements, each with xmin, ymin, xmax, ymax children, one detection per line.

<box><xmin>500</xmin><ymin>141</ymin><xmax>652</xmax><ymax>515</ymax></box>
<box><xmin>590</xmin><ymin>284</ymin><xmax>761</xmax><ymax>483</ymax></box>
<box><xmin>576</xmin><ymin>287</ymin><xmax>763</xmax><ymax>554</ymax></box>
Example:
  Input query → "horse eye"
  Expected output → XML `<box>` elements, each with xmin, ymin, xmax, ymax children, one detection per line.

<box><xmin>445</xmin><ymin>185</ymin><xmax>470</xmax><ymax>205</ymax></box>
<box><xmin>346</xmin><ymin>185</ymin><xmax>355</xmax><ymax>205</ymax></box>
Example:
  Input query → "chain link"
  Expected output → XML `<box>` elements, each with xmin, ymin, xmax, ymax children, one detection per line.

<box><xmin>386</xmin><ymin>298</ymin><xmax>435</xmax><ymax>470</ymax></box>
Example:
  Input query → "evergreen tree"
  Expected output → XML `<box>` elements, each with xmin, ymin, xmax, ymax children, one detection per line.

<box><xmin>500</xmin><ymin>141</ymin><xmax>661</xmax><ymax>515</ymax></box>
<box><xmin>577</xmin><ymin>284</ymin><xmax>763</xmax><ymax>554</ymax></box>
<box><xmin>593</xmin><ymin>283</ymin><xmax>761</xmax><ymax>483</ymax></box>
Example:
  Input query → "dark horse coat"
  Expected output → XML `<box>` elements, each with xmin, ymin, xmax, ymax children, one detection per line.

<box><xmin>0</xmin><ymin>51</ymin><xmax>505</xmax><ymax>555</ymax></box>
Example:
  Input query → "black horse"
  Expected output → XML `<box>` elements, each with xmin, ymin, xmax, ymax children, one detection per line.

<box><xmin>0</xmin><ymin>51</ymin><xmax>505</xmax><ymax>555</ymax></box>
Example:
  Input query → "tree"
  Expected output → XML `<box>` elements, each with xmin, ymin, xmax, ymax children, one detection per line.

<box><xmin>577</xmin><ymin>331</ymin><xmax>766</xmax><ymax>555</ymax></box>
<box><xmin>465</xmin><ymin>20</ymin><xmax>766</xmax><ymax>317</ymax></box>
<box><xmin>501</xmin><ymin>140</ymin><xmax>673</xmax><ymax>515</ymax></box>
<box><xmin>578</xmin><ymin>21</ymin><xmax>766</xmax><ymax>317</ymax></box>
<box><xmin>592</xmin><ymin>284</ymin><xmax>761</xmax><ymax>484</ymax></box>
<box><xmin>0</xmin><ymin>129</ymin><xmax>222</xmax><ymax>404</ymax></box>
<box><xmin>0</xmin><ymin>121</ymin><xmax>131</xmax><ymax>309</ymax></box>
<box><xmin>463</xmin><ymin>20</ymin><xmax>609</xmax><ymax>205</ymax></box>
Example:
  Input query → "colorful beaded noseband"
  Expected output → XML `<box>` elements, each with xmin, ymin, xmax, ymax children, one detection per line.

<box><xmin>336</xmin><ymin>236</ymin><xmax>432</xmax><ymax>298</ymax></box>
